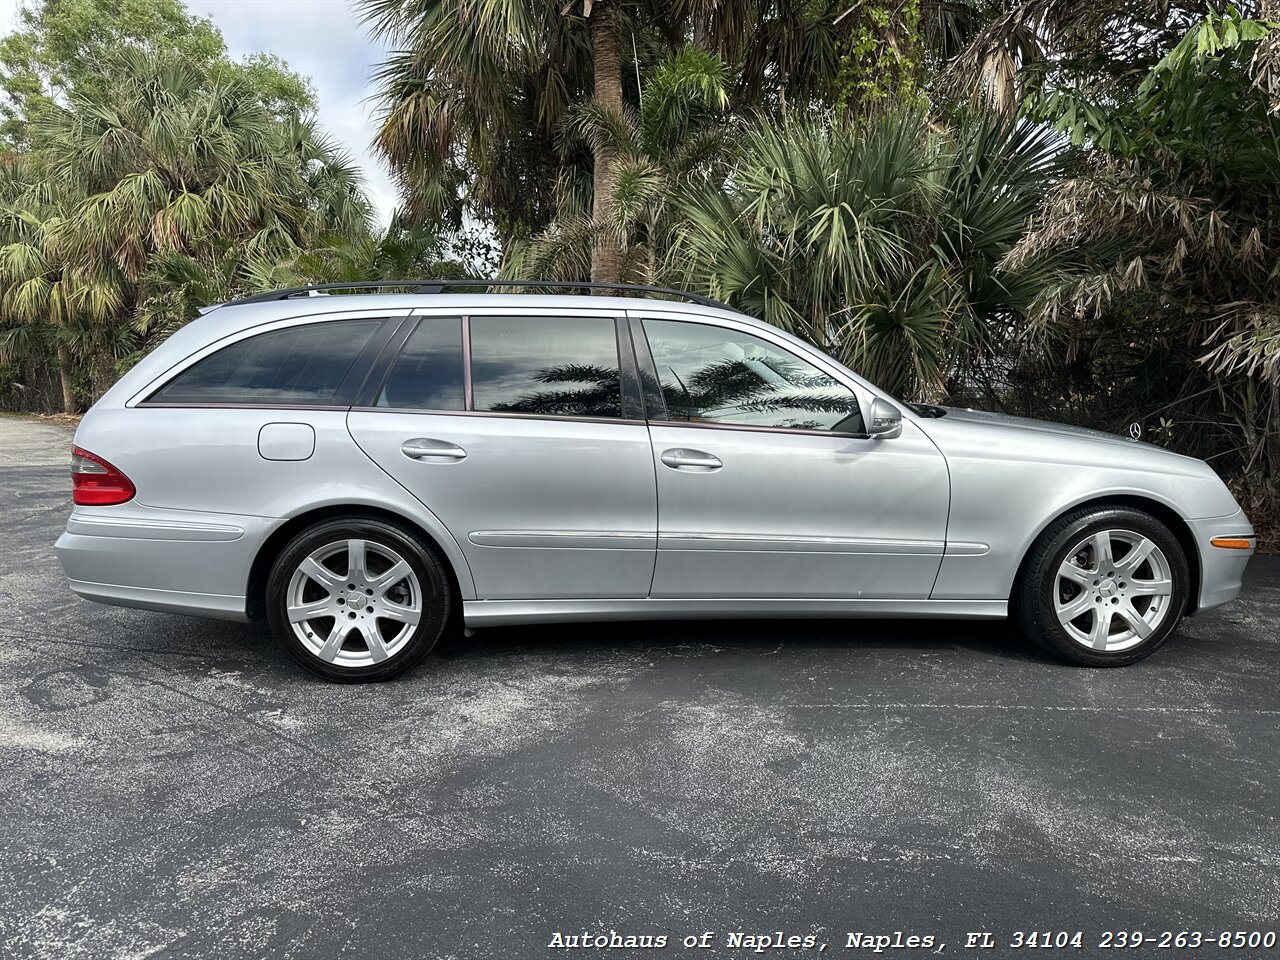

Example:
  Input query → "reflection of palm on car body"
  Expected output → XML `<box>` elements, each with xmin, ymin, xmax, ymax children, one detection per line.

<box><xmin>55</xmin><ymin>282</ymin><xmax>1256</xmax><ymax>681</ymax></box>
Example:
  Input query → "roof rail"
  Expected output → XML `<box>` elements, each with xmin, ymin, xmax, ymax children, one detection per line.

<box><xmin>222</xmin><ymin>279</ymin><xmax>736</xmax><ymax>311</ymax></box>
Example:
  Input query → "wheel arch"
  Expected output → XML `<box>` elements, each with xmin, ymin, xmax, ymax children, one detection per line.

<box><xmin>1012</xmin><ymin>494</ymin><xmax>1201</xmax><ymax>615</ymax></box>
<box><xmin>246</xmin><ymin>503</ymin><xmax>474</xmax><ymax>621</ymax></box>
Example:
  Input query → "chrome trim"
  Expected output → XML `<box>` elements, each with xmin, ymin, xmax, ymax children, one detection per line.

<box><xmin>944</xmin><ymin>541</ymin><xmax>990</xmax><ymax>557</ymax></box>
<box><xmin>659</xmin><ymin>533</ymin><xmax>945</xmax><ymax>555</ymax></box>
<box><xmin>469</xmin><ymin>530</ymin><xmax>655</xmax><ymax>549</ymax></box>
<box><xmin>651</xmin><ymin>419</ymin><xmax>870</xmax><ymax>441</ymax></box>
<box><xmin>67</xmin><ymin>580</ymin><xmax>249</xmax><ymax>621</ymax></box>
<box><xmin>463</xmin><ymin>598</ymin><xmax>1008</xmax><ymax>627</ymax></box>
<box><xmin>135</xmin><ymin>402</ymin><xmax>349</xmax><ymax>411</ymax></box>
<box><xmin>66</xmin><ymin>514</ymin><xmax>245</xmax><ymax>542</ymax></box>
<box><xmin>348</xmin><ymin>407</ymin><xmax>647</xmax><ymax>427</ymax></box>
<box><xmin>461</xmin><ymin>314</ymin><xmax>474</xmax><ymax>410</ymax></box>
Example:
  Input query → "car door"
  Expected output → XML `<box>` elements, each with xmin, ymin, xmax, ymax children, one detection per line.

<box><xmin>634</xmin><ymin>313</ymin><xmax>950</xmax><ymax>600</ymax></box>
<box><xmin>346</xmin><ymin>309</ymin><xmax>657</xmax><ymax>600</ymax></box>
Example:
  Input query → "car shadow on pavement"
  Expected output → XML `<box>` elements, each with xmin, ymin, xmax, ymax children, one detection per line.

<box><xmin>433</xmin><ymin>615</ymin><xmax>1058</xmax><ymax>667</ymax></box>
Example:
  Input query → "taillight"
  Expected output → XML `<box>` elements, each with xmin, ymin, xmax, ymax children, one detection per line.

<box><xmin>71</xmin><ymin>446</ymin><xmax>136</xmax><ymax>506</ymax></box>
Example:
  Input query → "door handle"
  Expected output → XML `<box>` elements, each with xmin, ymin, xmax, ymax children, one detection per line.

<box><xmin>660</xmin><ymin>448</ymin><xmax>722</xmax><ymax>471</ymax></box>
<box><xmin>401</xmin><ymin>438</ymin><xmax>467</xmax><ymax>461</ymax></box>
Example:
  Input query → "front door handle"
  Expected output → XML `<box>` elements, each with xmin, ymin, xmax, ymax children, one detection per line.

<box><xmin>401</xmin><ymin>438</ymin><xmax>467</xmax><ymax>461</ymax></box>
<box><xmin>660</xmin><ymin>448</ymin><xmax>722</xmax><ymax>471</ymax></box>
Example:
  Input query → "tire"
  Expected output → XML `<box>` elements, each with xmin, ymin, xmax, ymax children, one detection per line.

<box><xmin>1014</xmin><ymin>506</ymin><xmax>1190</xmax><ymax>667</ymax></box>
<box><xmin>265</xmin><ymin>516</ymin><xmax>452</xmax><ymax>682</ymax></box>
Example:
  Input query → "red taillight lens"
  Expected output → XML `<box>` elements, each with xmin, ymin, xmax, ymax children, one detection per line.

<box><xmin>71</xmin><ymin>446</ymin><xmax>136</xmax><ymax>506</ymax></box>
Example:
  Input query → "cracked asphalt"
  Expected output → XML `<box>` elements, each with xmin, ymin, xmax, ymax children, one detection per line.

<box><xmin>1</xmin><ymin>415</ymin><xmax>1277</xmax><ymax>960</ymax></box>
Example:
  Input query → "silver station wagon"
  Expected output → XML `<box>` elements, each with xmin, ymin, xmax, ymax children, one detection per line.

<box><xmin>55</xmin><ymin>282</ymin><xmax>1257</xmax><ymax>681</ymax></box>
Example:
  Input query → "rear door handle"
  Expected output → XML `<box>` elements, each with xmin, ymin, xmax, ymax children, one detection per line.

<box><xmin>401</xmin><ymin>438</ymin><xmax>467</xmax><ymax>461</ymax></box>
<box><xmin>660</xmin><ymin>448</ymin><xmax>722</xmax><ymax>471</ymax></box>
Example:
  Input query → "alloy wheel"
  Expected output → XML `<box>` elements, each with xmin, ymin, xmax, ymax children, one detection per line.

<box><xmin>286</xmin><ymin>538</ymin><xmax>423</xmax><ymax>667</ymax></box>
<box><xmin>1053</xmin><ymin>528</ymin><xmax>1175</xmax><ymax>652</ymax></box>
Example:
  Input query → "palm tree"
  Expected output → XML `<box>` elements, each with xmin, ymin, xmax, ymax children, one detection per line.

<box><xmin>0</xmin><ymin>153</ymin><xmax>122</xmax><ymax>413</ymax></box>
<box><xmin>504</xmin><ymin>45</ymin><xmax>733</xmax><ymax>283</ymax></box>
<box><xmin>1002</xmin><ymin>9</ymin><xmax>1280</xmax><ymax>497</ymax></box>
<box><xmin>0</xmin><ymin>47</ymin><xmax>370</xmax><ymax>411</ymax></box>
<box><xmin>663</xmin><ymin>108</ymin><xmax>1063</xmax><ymax>399</ymax></box>
<box><xmin>362</xmin><ymin>0</ymin><xmax>639</xmax><ymax>280</ymax></box>
<box><xmin>279</xmin><ymin>217</ymin><xmax>473</xmax><ymax>286</ymax></box>
<box><xmin>360</xmin><ymin>0</ymin><xmax>889</xmax><ymax>282</ymax></box>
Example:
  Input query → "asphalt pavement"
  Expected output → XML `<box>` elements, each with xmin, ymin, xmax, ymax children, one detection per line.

<box><xmin>0</xmin><ymin>415</ymin><xmax>1277</xmax><ymax>960</ymax></box>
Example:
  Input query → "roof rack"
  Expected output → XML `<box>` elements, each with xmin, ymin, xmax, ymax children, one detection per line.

<box><xmin>223</xmin><ymin>279</ymin><xmax>735</xmax><ymax>311</ymax></box>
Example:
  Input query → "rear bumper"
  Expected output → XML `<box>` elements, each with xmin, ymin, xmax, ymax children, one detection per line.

<box><xmin>1188</xmin><ymin>510</ymin><xmax>1257</xmax><ymax>613</ymax></box>
<box><xmin>63</xmin><ymin>577</ymin><xmax>250</xmax><ymax>621</ymax></box>
<box><xmin>54</xmin><ymin>505</ymin><xmax>275</xmax><ymax>622</ymax></box>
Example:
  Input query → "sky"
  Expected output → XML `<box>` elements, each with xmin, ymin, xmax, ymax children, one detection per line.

<box><xmin>0</xmin><ymin>0</ymin><xmax>400</xmax><ymax>225</ymax></box>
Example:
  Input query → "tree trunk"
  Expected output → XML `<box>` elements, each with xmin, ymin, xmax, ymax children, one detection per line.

<box><xmin>589</xmin><ymin>0</ymin><xmax>623</xmax><ymax>285</ymax></box>
<box><xmin>56</xmin><ymin>341</ymin><xmax>78</xmax><ymax>415</ymax></box>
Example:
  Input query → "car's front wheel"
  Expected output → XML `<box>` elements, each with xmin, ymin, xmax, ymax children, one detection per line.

<box><xmin>1015</xmin><ymin>506</ymin><xmax>1190</xmax><ymax>666</ymax></box>
<box><xmin>266</xmin><ymin>517</ymin><xmax>451</xmax><ymax>682</ymax></box>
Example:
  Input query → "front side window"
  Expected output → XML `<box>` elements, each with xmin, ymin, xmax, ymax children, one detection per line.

<box><xmin>150</xmin><ymin>319</ymin><xmax>382</xmax><ymax>405</ymax></box>
<box><xmin>641</xmin><ymin>319</ymin><xmax>862</xmax><ymax>432</ymax></box>
<box><xmin>377</xmin><ymin>318</ymin><xmax>465</xmax><ymax>410</ymax></box>
<box><xmin>469</xmin><ymin>315</ymin><xmax>622</xmax><ymax>419</ymax></box>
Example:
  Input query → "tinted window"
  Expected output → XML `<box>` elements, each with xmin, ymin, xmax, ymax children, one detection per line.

<box><xmin>470</xmin><ymin>316</ymin><xmax>622</xmax><ymax>418</ymax></box>
<box><xmin>377</xmin><ymin>318</ymin><xmax>465</xmax><ymax>410</ymax></box>
<box><xmin>151</xmin><ymin>320</ymin><xmax>382</xmax><ymax>405</ymax></box>
<box><xmin>641</xmin><ymin>319</ymin><xmax>862</xmax><ymax>432</ymax></box>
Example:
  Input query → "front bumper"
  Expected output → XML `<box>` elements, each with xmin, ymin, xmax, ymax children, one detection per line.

<box><xmin>1187</xmin><ymin>509</ymin><xmax>1257</xmax><ymax>613</ymax></box>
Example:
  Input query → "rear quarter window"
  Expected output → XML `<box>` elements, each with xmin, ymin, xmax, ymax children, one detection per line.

<box><xmin>148</xmin><ymin>319</ymin><xmax>383</xmax><ymax>405</ymax></box>
<box><xmin>375</xmin><ymin>317</ymin><xmax>465</xmax><ymax>410</ymax></box>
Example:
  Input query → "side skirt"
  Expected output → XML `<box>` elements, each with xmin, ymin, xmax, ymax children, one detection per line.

<box><xmin>462</xmin><ymin>598</ymin><xmax>1008</xmax><ymax>628</ymax></box>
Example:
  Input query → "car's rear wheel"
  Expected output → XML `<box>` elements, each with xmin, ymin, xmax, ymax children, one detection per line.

<box><xmin>266</xmin><ymin>517</ymin><xmax>451</xmax><ymax>682</ymax></box>
<box><xmin>1015</xmin><ymin>506</ymin><xmax>1190</xmax><ymax>666</ymax></box>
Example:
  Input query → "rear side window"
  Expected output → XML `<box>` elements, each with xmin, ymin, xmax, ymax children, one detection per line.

<box><xmin>151</xmin><ymin>320</ymin><xmax>382</xmax><ymax>405</ymax></box>
<box><xmin>376</xmin><ymin>318</ymin><xmax>465</xmax><ymax>410</ymax></box>
<box><xmin>469</xmin><ymin>316</ymin><xmax>622</xmax><ymax>418</ymax></box>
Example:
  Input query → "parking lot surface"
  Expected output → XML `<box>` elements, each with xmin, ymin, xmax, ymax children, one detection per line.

<box><xmin>1</xmin><ymin>416</ymin><xmax>1277</xmax><ymax>959</ymax></box>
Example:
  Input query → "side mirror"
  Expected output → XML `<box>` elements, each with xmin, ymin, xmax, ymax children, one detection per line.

<box><xmin>867</xmin><ymin>399</ymin><xmax>903</xmax><ymax>440</ymax></box>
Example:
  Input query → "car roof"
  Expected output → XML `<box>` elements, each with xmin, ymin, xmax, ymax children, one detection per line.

<box><xmin>196</xmin><ymin>293</ymin><xmax>770</xmax><ymax>338</ymax></box>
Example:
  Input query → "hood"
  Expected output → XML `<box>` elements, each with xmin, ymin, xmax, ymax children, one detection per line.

<box><xmin>932</xmin><ymin>406</ymin><xmax>1182</xmax><ymax>455</ymax></box>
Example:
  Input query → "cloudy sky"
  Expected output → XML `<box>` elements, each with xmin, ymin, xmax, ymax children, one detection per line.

<box><xmin>1</xmin><ymin>0</ymin><xmax>400</xmax><ymax>224</ymax></box>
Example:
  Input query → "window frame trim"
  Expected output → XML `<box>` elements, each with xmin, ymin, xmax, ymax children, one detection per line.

<box><xmin>355</xmin><ymin>314</ymin><xmax>468</xmax><ymax>411</ymax></box>
<box><xmin>132</xmin><ymin>310</ymin><xmax>412</xmax><ymax>410</ymax></box>
<box><xmin>630</xmin><ymin>312</ymin><xmax>874</xmax><ymax>440</ymax></box>
<box><xmin>356</xmin><ymin>307</ymin><xmax>641</xmax><ymax>423</ymax></box>
<box><xmin>463</xmin><ymin>311</ymin><xmax>632</xmax><ymax>422</ymax></box>
<box><xmin>627</xmin><ymin>315</ymin><xmax>668</xmax><ymax>421</ymax></box>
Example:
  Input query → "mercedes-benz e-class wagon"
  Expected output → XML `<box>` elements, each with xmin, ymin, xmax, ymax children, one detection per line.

<box><xmin>55</xmin><ymin>282</ymin><xmax>1257</xmax><ymax>681</ymax></box>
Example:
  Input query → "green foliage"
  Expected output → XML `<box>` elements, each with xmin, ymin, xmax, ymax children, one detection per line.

<box><xmin>361</xmin><ymin>0</ymin><xmax>945</xmax><ymax>251</ymax></box>
<box><xmin>638</xmin><ymin>47</ymin><xmax>729</xmax><ymax>156</ymax></box>
<box><xmin>664</xmin><ymin>109</ymin><xmax>1061</xmax><ymax>397</ymax></box>
<box><xmin>0</xmin><ymin>46</ymin><xmax>365</xmax><ymax>409</ymax></box>
<box><xmin>1007</xmin><ymin>7</ymin><xmax>1280</xmax><ymax>511</ymax></box>
<box><xmin>280</xmin><ymin>218</ymin><xmax>478</xmax><ymax>287</ymax></box>
<box><xmin>360</xmin><ymin>0</ymin><xmax>596</xmax><ymax>240</ymax></box>
<box><xmin>505</xmin><ymin>46</ymin><xmax>734</xmax><ymax>283</ymax></box>
<box><xmin>0</xmin><ymin>0</ymin><xmax>314</xmax><ymax>147</ymax></box>
<box><xmin>834</xmin><ymin>0</ymin><xmax>925</xmax><ymax>109</ymax></box>
<box><xmin>1028</xmin><ymin>7</ymin><xmax>1280</xmax><ymax>155</ymax></box>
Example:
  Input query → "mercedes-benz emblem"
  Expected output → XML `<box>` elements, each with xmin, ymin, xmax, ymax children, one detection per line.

<box><xmin>1128</xmin><ymin>422</ymin><xmax>1142</xmax><ymax>441</ymax></box>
